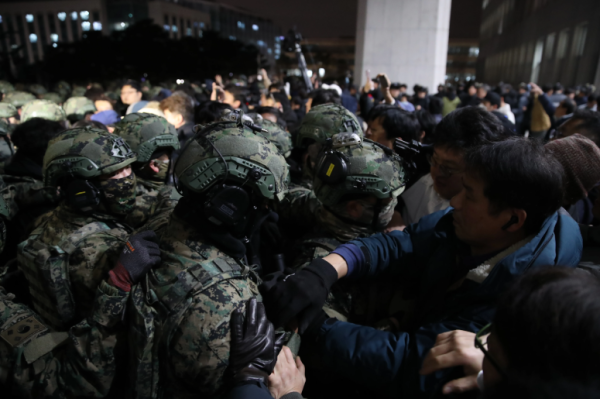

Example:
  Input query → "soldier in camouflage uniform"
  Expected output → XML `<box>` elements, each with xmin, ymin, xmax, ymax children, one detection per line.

<box><xmin>53</xmin><ymin>81</ymin><xmax>71</xmax><ymax>101</ymax></box>
<box><xmin>2</xmin><ymin>91</ymin><xmax>35</xmax><ymax>111</ymax></box>
<box><xmin>18</xmin><ymin>127</ymin><xmax>138</xmax><ymax>328</ymax></box>
<box><xmin>28</xmin><ymin>83</ymin><xmax>47</xmax><ymax>97</ymax></box>
<box><xmin>128</xmin><ymin>114</ymin><xmax>289</xmax><ymax>398</ymax></box>
<box><xmin>0</xmin><ymin>120</ymin><xmax>15</xmax><ymax>163</ymax></box>
<box><xmin>40</xmin><ymin>92</ymin><xmax>64</xmax><ymax>105</ymax></box>
<box><xmin>20</xmin><ymin>99</ymin><xmax>67</xmax><ymax>124</ymax></box>
<box><xmin>0</xmin><ymin>80</ymin><xmax>15</xmax><ymax>97</ymax></box>
<box><xmin>293</xmin><ymin>133</ymin><xmax>406</xmax><ymax>324</ymax></box>
<box><xmin>63</xmin><ymin>96</ymin><xmax>96</xmax><ymax>125</ymax></box>
<box><xmin>0</xmin><ymin>103</ymin><xmax>18</xmax><ymax>124</ymax></box>
<box><xmin>114</xmin><ymin>112</ymin><xmax>182</xmax><ymax>227</ymax></box>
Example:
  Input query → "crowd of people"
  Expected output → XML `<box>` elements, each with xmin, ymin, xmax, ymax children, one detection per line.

<box><xmin>0</xmin><ymin>68</ymin><xmax>597</xmax><ymax>399</ymax></box>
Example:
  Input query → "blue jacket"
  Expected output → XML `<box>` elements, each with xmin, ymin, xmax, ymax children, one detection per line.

<box><xmin>317</xmin><ymin>209</ymin><xmax>582</xmax><ymax>398</ymax></box>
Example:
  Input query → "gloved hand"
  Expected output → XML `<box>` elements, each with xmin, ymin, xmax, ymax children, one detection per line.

<box><xmin>228</xmin><ymin>297</ymin><xmax>285</xmax><ymax>385</ymax></box>
<box><xmin>108</xmin><ymin>230</ymin><xmax>161</xmax><ymax>291</ymax></box>
<box><xmin>260</xmin><ymin>258</ymin><xmax>338</xmax><ymax>334</ymax></box>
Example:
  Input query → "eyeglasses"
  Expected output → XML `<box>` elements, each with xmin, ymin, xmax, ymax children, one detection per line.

<box><xmin>474</xmin><ymin>323</ymin><xmax>509</xmax><ymax>380</ymax></box>
<box><xmin>426</xmin><ymin>153</ymin><xmax>463</xmax><ymax>177</ymax></box>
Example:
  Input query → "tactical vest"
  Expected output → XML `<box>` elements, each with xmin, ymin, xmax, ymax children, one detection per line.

<box><xmin>17</xmin><ymin>221</ymin><xmax>122</xmax><ymax>331</ymax></box>
<box><xmin>128</xmin><ymin>250</ymin><xmax>254</xmax><ymax>399</ymax></box>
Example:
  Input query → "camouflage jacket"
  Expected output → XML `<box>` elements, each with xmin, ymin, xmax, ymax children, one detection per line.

<box><xmin>0</xmin><ymin>280</ymin><xmax>128</xmax><ymax>398</ymax></box>
<box><xmin>125</xmin><ymin>180</ymin><xmax>180</xmax><ymax>229</ymax></box>
<box><xmin>22</xmin><ymin>204</ymin><xmax>131</xmax><ymax>318</ymax></box>
<box><xmin>275</xmin><ymin>184</ymin><xmax>320</xmax><ymax>229</ymax></box>
<box><xmin>130</xmin><ymin>213</ymin><xmax>259</xmax><ymax>398</ymax></box>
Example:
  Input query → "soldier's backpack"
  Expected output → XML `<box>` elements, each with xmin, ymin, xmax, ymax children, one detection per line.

<box><xmin>17</xmin><ymin>221</ymin><xmax>126</xmax><ymax>330</ymax></box>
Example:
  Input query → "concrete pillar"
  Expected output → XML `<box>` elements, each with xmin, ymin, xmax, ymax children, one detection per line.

<box><xmin>354</xmin><ymin>0</ymin><xmax>452</xmax><ymax>93</ymax></box>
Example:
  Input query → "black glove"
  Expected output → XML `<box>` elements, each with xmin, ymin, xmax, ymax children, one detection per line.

<box><xmin>108</xmin><ymin>230</ymin><xmax>161</xmax><ymax>291</ymax></box>
<box><xmin>228</xmin><ymin>297</ymin><xmax>285</xmax><ymax>385</ymax></box>
<box><xmin>260</xmin><ymin>258</ymin><xmax>338</xmax><ymax>334</ymax></box>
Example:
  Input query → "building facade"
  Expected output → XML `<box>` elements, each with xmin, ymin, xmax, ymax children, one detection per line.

<box><xmin>446</xmin><ymin>39</ymin><xmax>479</xmax><ymax>82</ymax></box>
<box><xmin>0</xmin><ymin>0</ymin><xmax>280</xmax><ymax>68</ymax></box>
<box><xmin>477</xmin><ymin>0</ymin><xmax>600</xmax><ymax>88</ymax></box>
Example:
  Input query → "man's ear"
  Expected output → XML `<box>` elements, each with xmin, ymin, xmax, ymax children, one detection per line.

<box><xmin>148</xmin><ymin>160</ymin><xmax>160</xmax><ymax>174</ymax></box>
<box><xmin>503</xmin><ymin>209</ymin><xmax>527</xmax><ymax>232</ymax></box>
<box><xmin>174</xmin><ymin>113</ymin><xmax>184</xmax><ymax>127</ymax></box>
<box><xmin>233</xmin><ymin>100</ymin><xmax>241</xmax><ymax>109</ymax></box>
<box><xmin>419</xmin><ymin>131</ymin><xmax>426</xmax><ymax>142</ymax></box>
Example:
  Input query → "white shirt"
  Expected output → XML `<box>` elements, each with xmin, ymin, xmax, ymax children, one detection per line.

<box><xmin>401</xmin><ymin>174</ymin><xmax>450</xmax><ymax>225</ymax></box>
<box><xmin>497</xmin><ymin>103</ymin><xmax>516</xmax><ymax>124</ymax></box>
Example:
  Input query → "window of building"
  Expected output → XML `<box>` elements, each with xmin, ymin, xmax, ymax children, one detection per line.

<box><xmin>544</xmin><ymin>33</ymin><xmax>555</xmax><ymax>60</ymax></box>
<box><xmin>237</xmin><ymin>21</ymin><xmax>245</xmax><ymax>29</ymax></box>
<box><xmin>93</xmin><ymin>22</ymin><xmax>102</xmax><ymax>31</ymax></box>
<box><xmin>29</xmin><ymin>33</ymin><xmax>37</xmax><ymax>43</ymax></box>
<box><xmin>164</xmin><ymin>24</ymin><xmax>170</xmax><ymax>31</ymax></box>
<box><xmin>37</xmin><ymin>13</ymin><xmax>47</xmax><ymax>55</ymax></box>
<box><xmin>172</xmin><ymin>25</ymin><xmax>178</xmax><ymax>32</ymax></box>
<box><xmin>25</xmin><ymin>14</ymin><xmax>34</xmax><ymax>23</ymax></box>
<box><xmin>252</xmin><ymin>24</ymin><xmax>259</xmax><ymax>31</ymax></box>
<box><xmin>572</xmin><ymin>22</ymin><xmax>588</xmax><ymax>57</ymax></box>
<box><xmin>468</xmin><ymin>47</ymin><xmax>479</xmax><ymax>57</ymax></box>
<box><xmin>58</xmin><ymin>12</ymin><xmax>66</xmax><ymax>21</ymax></box>
<box><xmin>229</xmin><ymin>35</ymin><xmax>236</xmax><ymax>40</ymax></box>
<box><xmin>530</xmin><ymin>38</ymin><xmax>544</xmax><ymax>82</ymax></box>
<box><xmin>71</xmin><ymin>11</ymin><xmax>78</xmax><ymax>20</ymax></box>
<box><xmin>556</xmin><ymin>29</ymin><xmax>569</xmax><ymax>60</ymax></box>
<box><xmin>257</xmin><ymin>40</ymin><xmax>265</xmax><ymax>46</ymax></box>
<box><xmin>268</xmin><ymin>48</ymin><xmax>272</xmax><ymax>54</ymax></box>
<box><xmin>200</xmin><ymin>22</ymin><xmax>205</xmax><ymax>29</ymax></box>
<box><xmin>82</xmin><ymin>21</ymin><xmax>90</xmax><ymax>31</ymax></box>
<box><xmin>80</xmin><ymin>11</ymin><xmax>89</xmax><ymax>20</ymax></box>
<box><xmin>172</xmin><ymin>16</ymin><xmax>177</xmax><ymax>35</ymax></box>
<box><xmin>50</xmin><ymin>33</ymin><xmax>59</xmax><ymax>42</ymax></box>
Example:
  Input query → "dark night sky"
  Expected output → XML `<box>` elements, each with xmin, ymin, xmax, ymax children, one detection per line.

<box><xmin>215</xmin><ymin>0</ymin><xmax>481</xmax><ymax>40</ymax></box>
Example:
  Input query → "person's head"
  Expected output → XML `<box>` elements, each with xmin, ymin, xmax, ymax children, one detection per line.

<box><xmin>43</xmin><ymin>127</ymin><xmax>138</xmax><ymax>217</ymax></box>
<box><xmin>195</xmin><ymin>101</ymin><xmax>233</xmax><ymax>125</ymax></box>
<box><xmin>553</xmin><ymin>83</ymin><xmax>564</xmax><ymax>94</ymax></box>
<box><xmin>12</xmin><ymin>118</ymin><xmax>65</xmax><ymax>165</ymax></box>
<box><xmin>390</xmin><ymin>82</ymin><xmax>402</xmax><ymax>99</ymax></box>
<box><xmin>586</xmin><ymin>94</ymin><xmax>597</xmax><ymax>109</ymax></box>
<box><xmin>545</xmin><ymin>134</ymin><xmax>600</xmax><ymax>206</ymax></box>
<box><xmin>296</xmin><ymin>104</ymin><xmax>363</xmax><ymax>181</ymax></box>
<box><xmin>483</xmin><ymin>267</ymin><xmax>600</xmax><ymax>388</ymax></box>
<box><xmin>174</xmin><ymin>119</ymin><xmax>289</xmax><ymax>238</ymax></box>
<box><xmin>430</xmin><ymin>107</ymin><xmax>508</xmax><ymax>200</ymax></box>
<box><xmin>313</xmin><ymin>134</ymin><xmax>405</xmax><ymax>234</ymax></box>
<box><xmin>565</xmin><ymin>88</ymin><xmax>575</xmax><ymax>99</ymax></box>
<box><xmin>305</xmin><ymin>89</ymin><xmax>341</xmax><ymax>114</ymax></box>
<box><xmin>160</xmin><ymin>94</ymin><xmax>193</xmax><ymax>129</ymax></box>
<box><xmin>2</xmin><ymin>91</ymin><xmax>36</xmax><ymax>111</ymax></box>
<box><xmin>366</xmin><ymin>105</ymin><xmax>420</xmax><ymax>149</ymax></box>
<box><xmin>476</xmin><ymin>84</ymin><xmax>489</xmax><ymax>99</ymax></box>
<box><xmin>120</xmin><ymin>80</ymin><xmax>143</xmax><ymax>105</ymax></box>
<box><xmin>114</xmin><ymin>113</ymin><xmax>180</xmax><ymax>182</ymax></box>
<box><xmin>223</xmin><ymin>84</ymin><xmax>246</xmax><ymax>109</ymax></box>
<box><xmin>0</xmin><ymin>103</ymin><xmax>18</xmax><ymax>124</ymax></box>
<box><xmin>555</xmin><ymin>98</ymin><xmax>575</xmax><ymax>118</ymax></box>
<box><xmin>451</xmin><ymin>138</ymin><xmax>563</xmax><ymax>254</ymax></box>
<box><xmin>20</xmin><ymin>99</ymin><xmax>67</xmax><ymax>126</ymax></box>
<box><xmin>556</xmin><ymin>109</ymin><xmax>600</xmax><ymax>147</ymax></box>
<box><xmin>63</xmin><ymin>96</ymin><xmax>96</xmax><ymax>124</ymax></box>
<box><xmin>542</xmin><ymin>84</ymin><xmax>553</xmax><ymax>95</ymax></box>
<box><xmin>254</xmin><ymin>118</ymin><xmax>293</xmax><ymax>158</ymax></box>
<box><xmin>467</xmin><ymin>83</ymin><xmax>477</xmax><ymax>96</ymax></box>
<box><xmin>483</xmin><ymin>92</ymin><xmax>501</xmax><ymax>111</ymax></box>
<box><xmin>415</xmin><ymin>109</ymin><xmax>436</xmax><ymax>143</ymax></box>
<box><xmin>428</xmin><ymin>96</ymin><xmax>443</xmax><ymax>116</ymax></box>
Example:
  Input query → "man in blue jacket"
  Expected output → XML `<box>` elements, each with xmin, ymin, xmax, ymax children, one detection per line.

<box><xmin>261</xmin><ymin>136</ymin><xmax>582</xmax><ymax>397</ymax></box>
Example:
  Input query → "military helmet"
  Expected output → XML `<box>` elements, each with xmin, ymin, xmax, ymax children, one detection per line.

<box><xmin>53</xmin><ymin>81</ymin><xmax>71</xmax><ymax>98</ymax></box>
<box><xmin>257</xmin><ymin>119</ymin><xmax>293</xmax><ymax>158</ymax></box>
<box><xmin>43</xmin><ymin>126</ymin><xmax>137</xmax><ymax>188</ymax></box>
<box><xmin>40</xmin><ymin>92</ymin><xmax>63</xmax><ymax>104</ymax></box>
<box><xmin>296</xmin><ymin>103</ymin><xmax>363</xmax><ymax>147</ymax></box>
<box><xmin>313</xmin><ymin>133</ymin><xmax>406</xmax><ymax>207</ymax></box>
<box><xmin>114</xmin><ymin>113</ymin><xmax>179</xmax><ymax>163</ymax></box>
<box><xmin>2</xmin><ymin>91</ymin><xmax>35</xmax><ymax>109</ymax></box>
<box><xmin>0</xmin><ymin>103</ymin><xmax>17</xmax><ymax>119</ymax></box>
<box><xmin>28</xmin><ymin>84</ymin><xmax>47</xmax><ymax>96</ymax></box>
<box><xmin>20</xmin><ymin>99</ymin><xmax>67</xmax><ymax>123</ymax></box>
<box><xmin>71</xmin><ymin>86</ymin><xmax>87</xmax><ymax>97</ymax></box>
<box><xmin>175</xmin><ymin>118</ymin><xmax>289</xmax><ymax>201</ymax></box>
<box><xmin>0</xmin><ymin>81</ymin><xmax>14</xmax><ymax>94</ymax></box>
<box><xmin>63</xmin><ymin>96</ymin><xmax>96</xmax><ymax>120</ymax></box>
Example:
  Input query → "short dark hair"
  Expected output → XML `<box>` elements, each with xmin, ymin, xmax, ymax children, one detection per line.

<box><xmin>195</xmin><ymin>101</ymin><xmax>233</xmax><ymax>124</ymax></box>
<box><xmin>570</xmin><ymin>109</ymin><xmax>600</xmax><ymax>146</ymax></box>
<box><xmin>367</xmin><ymin>105</ymin><xmax>421</xmax><ymax>142</ymax></box>
<box><xmin>493</xmin><ymin>267</ymin><xmax>600</xmax><ymax>384</ymax></box>
<box><xmin>587</xmin><ymin>94</ymin><xmax>597</xmax><ymax>103</ymax></box>
<box><xmin>428</xmin><ymin>96</ymin><xmax>443</xmax><ymax>115</ymax></box>
<box><xmin>12</xmin><ymin>118</ymin><xmax>65</xmax><ymax>164</ymax></box>
<box><xmin>160</xmin><ymin>94</ymin><xmax>194</xmax><ymax>123</ymax></box>
<box><xmin>559</xmin><ymin>98</ymin><xmax>576</xmax><ymax>115</ymax></box>
<box><xmin>433</xmin><ymin>107</ymin><xmax>507</xmax><ymax>152</ymax></box>
<box><xmin>224</xmin><ymin>84</ymin><xmax>246</xmax><ymax>104</ymax></box>
<box><xmin>464</xmin><ymin>137</ymin><xmax>564</xmax><ymax>233</ymax></box>
<box><xmin>415</xmin><ymin>109</ymin><xmax>436</xmax><ymax>144</ymax></box>
<box><xmin>484</xmin><ymin>92</ymin><xmax>501</xmax><ymax>108</ymax></box>
<box><xmin>309</xmin><ymin>89</ymin><xmax>341</xmax><ymax>107</ymax></box>
<box><xmin>121</xmin><ymin>79</ymin><xmax>141</xmax><ymax>92</ymax></box>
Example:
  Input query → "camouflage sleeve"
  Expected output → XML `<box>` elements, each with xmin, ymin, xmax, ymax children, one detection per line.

<box><xmin>166</xmin><ymin>279</ymin><xmax>258</xmax><ymax>397</ymax></box>
<box><xmin>0</xmin><ymin>282</ymin><xmax>128</xmax><ymax>398</ymax></box>
<box><xmin>68</xmin><ymin>232</ymin><xmax>128</xmax><ymax>317</ymax></box>
<box><xmin>274</xmin><ymin>186</ymin><xmax>321</xmax><ymax>228</ymax></box>
<box><xmin>126</xmin><ymin>186</ymin><xmax>179</xmax><ymax>229</ymax></box>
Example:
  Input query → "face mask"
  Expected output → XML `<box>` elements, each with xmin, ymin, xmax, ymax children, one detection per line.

<box><xmin>151</xmin><ymin>159</ymin><xmax>170</xmax><ymax>181</ymax></box>
<box><xmin>358</xmin><ymin>198</ymin><xmax>398</xmax><ymax>231</ymax></box>
<box><xmin>97</xmin><ymin>173</ymin><xmax>137</xmax><ymax>216</ymax></box>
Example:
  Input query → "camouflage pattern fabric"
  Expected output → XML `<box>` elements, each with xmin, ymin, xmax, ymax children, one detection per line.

<box><xmin>0</xmin><ymin>80</ymin><xmax>15</xmax><ymax>94</ymax></box>
<box><xmin>22</xmin><ymin>204</ymin><xmax>131</xmax><ymax>318</ymax></box>
<box><xmin>257</xmin><ymin>119</ymin><xmax>293</xmax><ymax>158</ymax></box>
<box><xmin>126</xmin><ymin>183</ymin><xmax>180</xmax><ymax>229</ymax></box>
<box><xmin>296</xmin><ymin>103</ymin><xmax>364</xmax><ymax>147</ymax></box>
<box><xmin>53</xmin><ymin>81</ymin><xmax>71</xmax><ymax>100</ymax></box>
<box><xmin>0</xmin><ymin>121</ymin><xmax>14</xmax><ymax>163</ymax></box>
<box><xmin>71</xmin><ymin>87</ymin><xmax>87</xmax><ymax>98</ymax></box>
<box><xmin>20</xmin><ymin>99</ymin><xmax>67</xmax><ymax>123</ymax></box>
<box><xmin>28</xmin><ymin>83</ymin><xmax>47</xmax><ymax>96</ymax></box>
<box><xmin>2</xmin><ymin>91</ymin><xmax>36</xmax><ymax>108</ymax></box>
<box><xmin>274</xmin><ymin>184</ymin><xmax>320</xmax><ymax>229</ymax></box>
<box><xmin>130</xmin><ymin>213</ymin><xmax>259</xmax><ymax>398</ymax></box>
<box><xmin>114</xmin><ymin>112</ymin><xmax>179</xmax><ymax>163</ymax></box>
<box><xmin>62</xmin><ymin>96</ymin><xmax>96</xmax><ymax>120</ymax></box>
<box><xmin>0</xmin><ymin>281</ymin><xmax>129</xmax><ymax>398</ymax></box>
<box><xmin>40</xmin><ymin>92</ymin><xmax>63</xmax><ymax>105</ymax></box>
<box><xmin>0</xmin><ymin>103</ymin><xmax>17</xmax><ymax>119</ymax></box>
